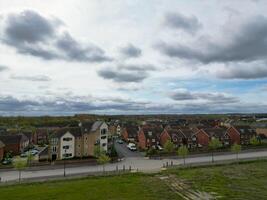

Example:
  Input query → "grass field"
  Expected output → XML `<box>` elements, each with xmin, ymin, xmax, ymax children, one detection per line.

<box><xmin>167</xmin><ymin>160</ymin><xmax>267</xmax><ymax>199</ymax></box>
<box><xmin>0</xmin><ymin>174</ymin><xmax>180</xmax><ymax>200</ymax></box>
<box><xmin>0</xmin><ymin>160</ymin><xmax>267</xmax><ymax>200</ymax></box>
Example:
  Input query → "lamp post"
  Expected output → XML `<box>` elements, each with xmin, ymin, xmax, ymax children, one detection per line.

<box><xmin>63</xmin><ymin>149</ymin><xmax>67</xmax><ymax>177</ymax></box>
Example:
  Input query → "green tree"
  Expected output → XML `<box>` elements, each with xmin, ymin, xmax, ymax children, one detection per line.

<box><xmin>164</xmin><ymin>140</ymin><xmax>175</xmax><ymax>154</ymax></box>
<box><xmin>94</xmin><ymin>145</ymin><xmax>104</xmax><ymax>158</ymax></box>
<box><xmin>250</xmin><ymin>136</ymin><xmax>259</xmax><ymax>146</ymax></box>
<box><xmin>231</xmin><ymin>143</ymin><xmax>241</xmax><ymax>162</ymax></box>
<box><xmin>109</xmin><ymin>144</ymin><xmax>118</xmax><ymax>158</ymax></box>
<box><xmin>97</xmin><ymin>153</ymin><xmax>111</xmax><ymax>172</ymax></box>
<box><xmin>208</xmin><ymin>138</ymin><xmax>222</xmax><ymax>163</ymax></box>
<box><xmin>177</xmin><ymin>145</ymin><xmax>189</xmax><ymax>165</ymax></box>
<box><xmin>27</xmin><ymin>152</ymin><xmax>34</xmax><ymax>167</ymax></box>
<box><xmin>13</xmin><ymin>158</ymin><xmax>27</xmax><ymax>182</ymax></box>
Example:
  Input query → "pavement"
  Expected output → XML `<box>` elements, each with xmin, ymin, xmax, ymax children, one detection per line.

<box><xmin>0</xmin><ymin>149</ymin><xmax>267</xmax><ymax>183</ymax></box>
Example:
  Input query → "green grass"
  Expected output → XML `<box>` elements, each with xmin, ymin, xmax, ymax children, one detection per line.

<box><xmin>169</xmin><ymin>160</ymin><xmax>267</xmax><ymax>199</ymax></box>
<box><xmin>1</xmin><ymin>161</ymin><xmax>267</xmax><ymax>200</ymax></box>
<box><xmin>0</xmin><ymin>174</ymin><xmax>181</xmax><ymax>200</ymax></box>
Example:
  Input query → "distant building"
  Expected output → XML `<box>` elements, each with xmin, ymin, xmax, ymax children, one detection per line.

<box><xmin>0</xmin><ymin>134</ymin><xmax>29</xmax><ymax>155</ymax></box>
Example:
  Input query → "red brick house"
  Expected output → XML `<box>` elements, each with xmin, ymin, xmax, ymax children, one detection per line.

<box><xmin>138</xmin><ymin>127</ymin><xmax>163</xmax><ymax>150</ymax></box>
<box><xmin>179</xmin><ymin>128</ymin><xmax>197</xmax><ymax>149</ymax></box>
<box><xmin>0</xmin><ymin>140</ymin><xmax>5</xmax><ymax>160</ymax></box>
<box><xmin>160</xmin><ymin>129</ymin><xmax>185</xmax><ymax>148</ymax></box>
<box><xmin>0</xmin><ymin>134</ymin><xmax>29</xmax><ymax>155</ymax></box>
<box><xmin>122</xmin><ymin>125</ymin><xmax>139</xmax><ymax>142</ymax></box>
<box><xmin>197</xmin><ymin>128</ymin><xmax>230</xmax><ymax>148</ymax></box>
<box><xmin>227</xmin><ymin>126</ymin><xmax>256</xmax><ymax>145</ymax></box>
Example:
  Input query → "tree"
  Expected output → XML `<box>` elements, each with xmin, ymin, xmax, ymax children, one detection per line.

<box><xmin>177</xmin><ymin>145</ymin><xmax>189</xmax><ymax>165</ymax></box>
<box><xmin>164</xmin><ymin>140</ymin><xmax>175</xmax><ymax>154</ymax></box>
<box><xmin>109</xmin><ymin>144</ymin><xmax>118</xmax><ymax>158</ymax></box>
<box><xmin>231</xmin><ymin>143</ymin><xmax>241</xmax><ymax>163</ymax></box>
<box><xmin>250</xmin><ymin>136</ymin><xmax>259</xmax><ymax>146</ymax></box>
<box><xmin>13</xmin><ymin>158</ymin><xmax>27</xmax><ymax>182</ymax></box>
<box><xmin>94</xmin><ymin>145</ymin><xmax>104</xmax><ymax>158</ymax></box>
<box><xmin>27</xmin><ymin>152</ymin><xmax>33</xmax><ymax>167</ymax></box>
<box><xmin>97</xmin><ymin>153</ymin><xmax>111</xmax><ymax>172</ymax></box>
<box><xmin>208</xmin><ymin>138</ymin><xmax>222</xmax><ymax>163</ymax></box>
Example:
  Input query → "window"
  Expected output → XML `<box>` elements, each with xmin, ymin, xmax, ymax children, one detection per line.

<box><xmin>52</xmin><ymin>146</ymin><xmax>57</xmax><ymax>152</ymax></box>
<box><xmin>63</xmin><ymin>145</ymin><xmax>69</xmax><ymax>149</ymax></box>
<box><xmin>101</xmin><ymin>136</ymin><xmax>107</xmax><ymax>140</ymax></box>
<box><xmin>64</xmin><ymin>153</ymin><xmax>72</xmax><ymax>158</ymax></box>
<box><xmin>63</xmin><ymin>137</ymin><xmax>72</xmax><ymax>141</ymax></box>
<box><xmin>101</xmin><ymin>129</ymin><xmax>107</xmax><ymax>135</ymax></box>
<box><xmin>102</xmin><ymin>143</ymin><xmax>106</xmax><ymax>147</ymax></box>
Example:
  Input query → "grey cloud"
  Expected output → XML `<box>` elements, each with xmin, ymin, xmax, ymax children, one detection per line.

<box><xmin>3</xmin><ymin>10</ymin><xmax>56</xmax><ymax>45</ymax></box>
<box><xmin>164</xmin><ymin>12</ymin><xmax>202</xmax><ymax>34</ymax></box>
<box><xmin>98</xmin><ymin>68</ymin><xmax>148</xmax><ymax>82</ymax></box>
<box><xmin>216</xmin><ymin>63</ymin><xmax>267</xmax><ymax>79</ymax></box>
<box><xmin>169</xmin><ymin>89</ymin><xmax>239</xmax><ymax>104</ymax></box>
<box><xmin>158</xmin><ymin>15</ymin><xmax>267</xmax><ymax>64</ymax></box>
<box><xmin>0</xmin><ymin>65</ymin><xmax>9</xmax><ymax>72</ymax></box>
<box><xmin>120</xmin><ymin>43</ymin><xmax>142</xmax><ymax>58</ymax></box>
<box><xmin>56</xmin><ymin>32</ymin><xmax>111</xmax><ymax>62</ymax></box>
<box><xmin>10</xmin><ymin>74</ymin><xmax>51</xmax><ymax>82</ymax></box>
<box><xmin>118</xmin><ymin>64</ymin><xmax>156</xmax><ymax>71</ymax></box>
<box><xmin>98</xmin><ymin>64</ymin><xmax>156</xmax><ymax>83</ymax></box>
<box><xmin>1</xmin><ymin>10</ymin><xmax>110</xmax><ymax>62</ymax></box>
<box><xmin>0</xmin><ymin>95</ymin><xmax>265</xmax><ymax>116</ymax></box>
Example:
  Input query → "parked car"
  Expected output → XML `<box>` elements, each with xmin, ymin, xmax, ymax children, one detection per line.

<box><xmin>20</xmin><ymin>153</ymin><xmax>28</xmax><ymax>157</ymax></box>
<box><xmin>30</xmin><ymin>149</ymin><xmax>39</xmax><ymax>155</ymax></box>
<box><xmin>157</xmin><ymin>145</ymin><xmax>163</xmax><ymax>151</ymax></box>
<box><xmin>127</xmin><ymin>143</ymin><xmax>137</xmax><ymax>151</ymax></box>
<box><xmin>2</xmin><ymin>158</ymin><xmax>12</xmax><ymax>165</ymax></box>
<box><xmin>117</xmin><ymin>139</ymin><xmax>123</xmax><ymax>144</ymax></box>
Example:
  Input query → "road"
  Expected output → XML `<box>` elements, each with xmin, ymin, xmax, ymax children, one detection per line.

<box><xmin>114</xmin><ymin>141</ymin><xmax>143</xmax><ymax>158</ymax></box>
<box><xmin>0</xmin><ymin>150</ymin><xmax>267</xmax><ymax>182</ymax></box>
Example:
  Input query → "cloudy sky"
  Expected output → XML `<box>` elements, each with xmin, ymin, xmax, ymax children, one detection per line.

<box><xmin>0</xmin><ymin>0</ymin><xmax>267</xmax><ymax>115</ymax></box>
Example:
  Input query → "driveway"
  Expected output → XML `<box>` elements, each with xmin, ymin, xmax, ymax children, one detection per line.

<box><xmin>114</xmin><ymin>141</ymin><xmax>143</xmax><ymax>158</ymax></box>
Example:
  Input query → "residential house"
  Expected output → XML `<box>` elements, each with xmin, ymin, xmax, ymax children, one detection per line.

<box><xmin>0</xmin><ymin>140</ymin><xmax>5</xmax><ymax>160</ymax></box>
<box><xmin>50</xmin><ymin>127</ymin><xmax>82</xmax><ymax>160</ymax></box>
<box><xmin>227</xmin><ymin>126</ymin><xmax>256</xmax><ymax>145</ymax></box>
<box><xmin>197</xmin><ymin>128</ymin><xmax>230</xmax><ymax>148</ymax></box>
<box><xmin>0</xmin><ymin>134</ymin><xmax>29</xmax><ymax>155</ymax></box>
<box><xmin>122</xmin><ymin>125</ymin><xmax>139</xmax><ymax>142</ymax></box>
<box><xmin>160</xmin><ymin>129</ymin><xmax>185</xmax><ymax>148</ymax></box>
<box><xmin>49</xmin><ymin>121</ymin><xmax>109</xmax><ymax>160</ymax></box>
<box><xmin>138</xmin><ymin>126</ymin><xmax>163</xmax><ymax>150</ymax></box>
<box><xmin>179</xmin><ymin>128</ymin><xmax>197</xmax><ymax>149</ymax></box>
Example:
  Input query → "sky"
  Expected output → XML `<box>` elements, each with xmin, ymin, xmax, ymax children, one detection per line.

<box><xmin>0</xmin><ymin>0</ymin><xmax>267</xmax><ymax>116</ymax></box>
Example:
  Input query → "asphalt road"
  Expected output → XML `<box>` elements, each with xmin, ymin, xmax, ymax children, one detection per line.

<box><xmin>114</xmin><ymin>141</ymin><xmax>143</xmax><ymax>158</ymax></box>
<box><xmin>0</xmin><ymin>150</ymin><xmax>267</xmax><ymax>183</ymax></box>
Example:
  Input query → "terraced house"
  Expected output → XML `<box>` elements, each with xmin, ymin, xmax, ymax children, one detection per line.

<box><xmin>196</xmin><ymin>128</ymin><xmax>230</xmax><ymax>148</ymax></box>
<box><xmin>49</xmin><ymin>121</ymin><xmax>108</xmax><ymax>160</ymax></box>
<box><xmin>226</xmin><ymin>126</ymin><xmax>256</xmax><ymax>145</ymax></box>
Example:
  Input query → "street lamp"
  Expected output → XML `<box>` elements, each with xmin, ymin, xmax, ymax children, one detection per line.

<box><xmin>63</xmin><ymin>149</ymin><xmax>67</xmax><ymax>177</ymax></box>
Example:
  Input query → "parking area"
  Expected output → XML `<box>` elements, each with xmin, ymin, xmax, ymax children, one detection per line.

<box><xmin>114</xmin><ymin>140</ymin><xmax>144</xmax><ymax>158</ymax></box>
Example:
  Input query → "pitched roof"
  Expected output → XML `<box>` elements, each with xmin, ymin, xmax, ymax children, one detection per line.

<box><xmin>53</xmin><ymin>127</ymin><xmax>82</xmax><ymax>138</ymax></box>
<box><xmin>179</xmin><ymin>128</ymin><xmax>195</xmax><ymax>138</ymax></box>
<box><xmin>142</xmin><ymin>126</ymin><xmax>163</xmax><ymax>139</ymax></box>
<box><xmin>125</xmin><ymin>125</ymin><xmax>139</xmax><ymax>138</ymax></box>
<box><xmin>234</xmin><ymin>126</ymin><xmax>256</xmax><ymax>135</ymax></box>
<box><xmin>202</xmin><ymin>128</ymin><xmax>227</xmax><ymax>138</ymax></box>
<box><xmin>0</xmin><ymin>134</ymin><xmax>28</xmax><ymax>145</ymax></box>
<box><xmin>91</xmin><ymin>121</ymin><xmax>104</xmax><ymax>132</ymax></box>
<box><xmin>166</xmin><ymin>129</ymin><xmax>184</xmax><ymax>141</ymax></box>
